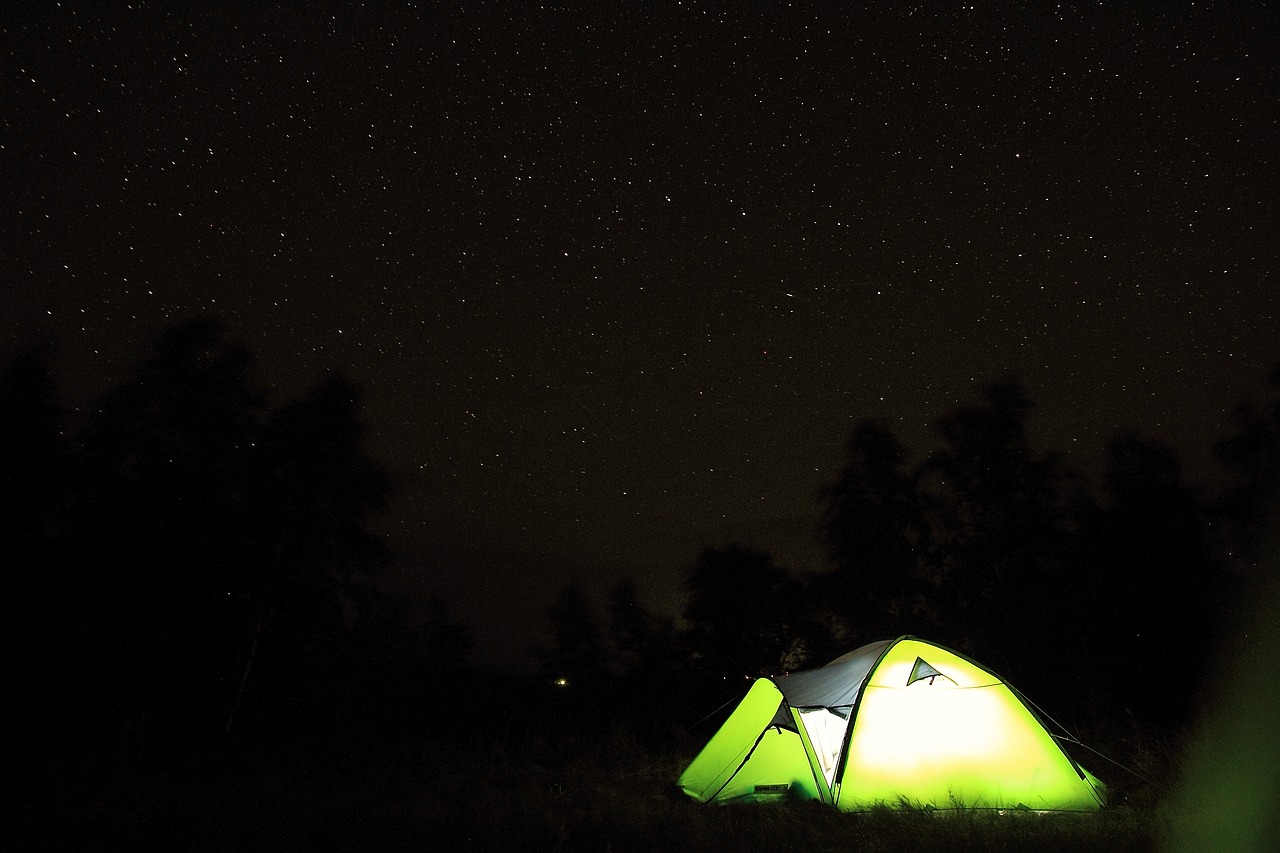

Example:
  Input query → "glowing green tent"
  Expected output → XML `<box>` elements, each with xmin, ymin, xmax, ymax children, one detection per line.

<box><xmin>678</xmin><ymin>636</ymin><xmax>1106</xmax><ymax>811</ymax></box>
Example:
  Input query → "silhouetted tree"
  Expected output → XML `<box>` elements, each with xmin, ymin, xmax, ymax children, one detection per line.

<box><xmin>223</xmin><ymin>370</ymin><xmax>393</xmax><ymax>744</ymax></box>
<box><xmin>421</xmin><ymin>593</ymin><xmax>473</xmax><ymax>677</ymax></box>
<box><xmin>50</xmin><ymin>320</ymin><xmax>397</xmax><ymax>760</ymax></box>
<box><xmin>1084</xmin><ymin>432</ymin><xmax>1224</xmax><ymax>725</ymax></box>
<box><xmin>3</xmin><ymin>348</ymin><xmax>73</xmax><ymax>756</ymax></box>
<box><xmin>809</xmin><ymin>376</ymin><xmax>1262</xmax><ymax>729</ymax></box>
<box><xmin>683</xmin><ymin>545</ymin><xmax>814</xmax><ymax>679</ymax></box>
<box><xmin>71</xmin><ymin>319</ymin><xmax>270</xmax><ymax>757</ymax></box>
<box><xmin>335</xmin><ymin>594</ymin><xmax>444</xmax><ymax>737</ymax></box>
<box><xmin>918</xmin><ymin>381</ymin><xmax>1088</xmax><ymax>685</ymax></box>
<box><xmin>537</xmin><ymin>578</ymin><xmax>609</xmax><ymax>688</ymax></box>
<box><xmin>819</xmin><ymin>419</ymin><xmax>930</xmax><ymax>643</ymax></box>
<box><xmin>605</xmin><ymin>576</ymin><xmax>678</xmax><ymax>683</ymax></box>
<box><xmin>1214</xmin><ymin>362</ymin><xmax>1280</xmax><ymax>576</ymax></box>
<box><xmin>0</xmin><ymin>347</ymin><xmax>68</xmax><ymax>570</ymax></box>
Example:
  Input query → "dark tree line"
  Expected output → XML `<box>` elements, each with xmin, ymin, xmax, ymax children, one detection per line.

<box><xmin>814</xmin><ymin>375</ymin><xmax>1278</xmax><ymax>727</ymax></box>
<box><xmin>538</xmin><ymin>370</ymin><xmax>1280</xmax><ymax>732</ymax></box>
<box><xmin>4</xmin><ymin>320</ymin><xmax>465</xmax><ymax>770</ymax></box>
<box><xmin>534</xmin><ymin>577</ymin><xmax>680</xmax><ymax>691</ymax></box>
<box><xmin>11</xmin><ymin>321</ymin><xmax>1272</xmax><ymax>769</ymax></box>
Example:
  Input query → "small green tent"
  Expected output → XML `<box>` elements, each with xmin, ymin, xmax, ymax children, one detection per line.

<box><xmin>678</xmin><ymin>636</ymin><xmax>1105</xmax><ymax>811</ymax></box>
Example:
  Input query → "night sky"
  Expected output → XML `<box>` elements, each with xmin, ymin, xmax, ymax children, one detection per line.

<box><xmin>5</xmin><ymin>2</ymin><xmax>1277</xmax><ymax>668</ymax></box>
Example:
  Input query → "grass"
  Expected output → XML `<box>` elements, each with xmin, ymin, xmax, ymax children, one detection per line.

<box><xmin>19</xmin><ymin>716</ymin><xmax>1168</xmax><ymax>852</ymax></box>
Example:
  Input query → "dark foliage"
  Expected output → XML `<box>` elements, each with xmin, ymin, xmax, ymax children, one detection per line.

<box><xmin>527</xmin><ymin>368</ymin><xmax>1278</xmax><ymax>737</ymax></box>
<box><xmin>605</xmin><ymin>576</ymin><xmax>680</xmax><ymax>687</ymax></box>
<box><xmin>683</xmin><ymin>545</ymin><xmax>821</xmax><ymax>679</ymax></box>
<box><xmin>1083</xmin><ymin>432</ymin><xmax>1227</xmax><ymax>725</ymax></box>
<box><xmin>0</xmin><ymin>346</ymin><xmax>69</xmax><ymax>567</ymax></box>
<box><xmin>6</xmin><ymin>325</ymin><xmax>1276</xmax><ymax>848</ymax></box>
<box><xmin>819</xmin><ymin>419</ymin><xmax>930</xmax><ymax>643</ymax></box>
<box><xmin>812</xmin><ymin>372</ymin><xmax>1276</xmax><ymax>729</ymax></box>
<box><xmin>917</xmin><ymin>382</ymin><xmax>1088</xmax><ymax>675</ymax></box>
<box><xmin>1213</xmin><ymin>362</ymin><xmax>1280</xmax><ymax>576</ymax></box>
<box><xmin>6</xmin><ymin>320</ymin><xmax>458</xmax><ymax>776</ymax></box>
<box><xmin>3</xmin><ymin>347</ymin><xmax>73</xmax><ymax>758</ymax></box>
<box><xmin>535</xmin><ymin>577</ymin><xmax>610</xmax><ymax>687</ymax></box>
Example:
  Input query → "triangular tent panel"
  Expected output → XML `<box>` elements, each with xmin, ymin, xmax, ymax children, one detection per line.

<box><xmin>678</xmin><ymin>636</ymin><xmax>1106</xmax><ymax>812</ymax></box>
<box><xmin>678</xmin><ymin>678</ymin><xmax>825</xmax><ymax>804</ymax></box>
<box><xmin>907</xmin><ymin>656</ymin><xmax>951</xmax><ymax>686</ymax></box>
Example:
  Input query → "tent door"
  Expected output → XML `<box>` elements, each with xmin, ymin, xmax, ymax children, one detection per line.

<box><xmin>797</xmin><ymin>707</ymin><xmax>851</xmax><ymax>787</ymax></box>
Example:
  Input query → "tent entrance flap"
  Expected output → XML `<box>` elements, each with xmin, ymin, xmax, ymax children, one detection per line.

<box><xmin>797</xmin><ymin>707</ymin><xmax>851</xmax><ymax>786</ymax></box>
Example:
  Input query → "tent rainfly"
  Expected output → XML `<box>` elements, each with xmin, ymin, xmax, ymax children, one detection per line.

<box><xmin>678</xmin><ymin>636</ymin><xmax>1106</xmax><ymax>812</ymax></box>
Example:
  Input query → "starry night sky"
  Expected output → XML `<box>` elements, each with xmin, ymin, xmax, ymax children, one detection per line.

<box><xmin>5</xmin><ymin>2</ymin><xmax>1277</xmax><ymax>667</ymax></box>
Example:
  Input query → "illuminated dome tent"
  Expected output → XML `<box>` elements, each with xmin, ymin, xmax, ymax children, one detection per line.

<box><xmin>678</xmin><ymin>636</ymin><xmax>1106</xmax><ymax>812</ymax></box>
